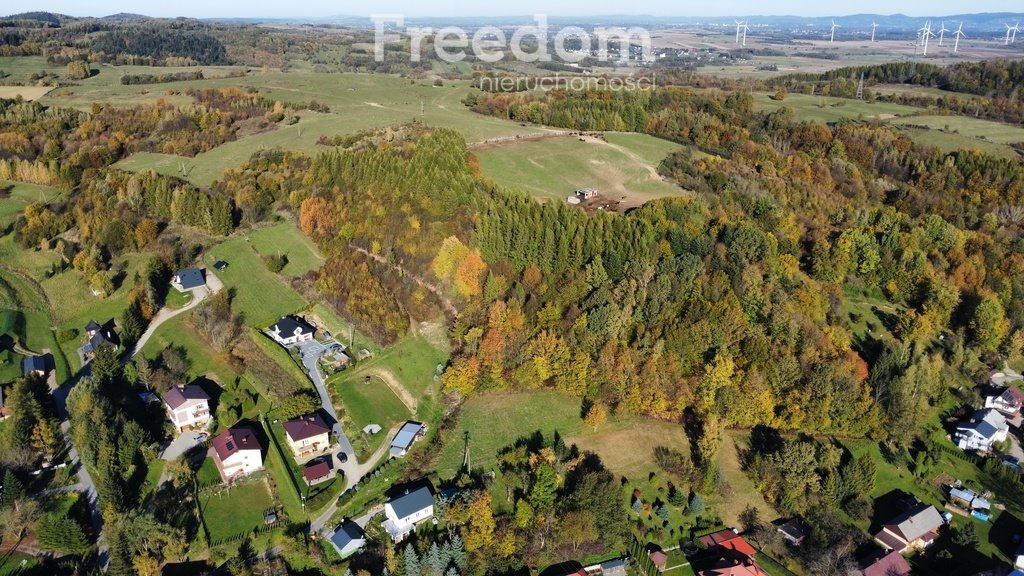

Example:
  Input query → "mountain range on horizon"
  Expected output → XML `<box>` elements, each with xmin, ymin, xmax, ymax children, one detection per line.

<box><xmin>4</xmin><ymin>10</ymin><xmax>1024</xmax><ymax>31</ymax></box>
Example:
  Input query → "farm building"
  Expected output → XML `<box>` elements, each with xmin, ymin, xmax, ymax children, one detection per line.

<box><xmin>390</xmin><ymin>421</ymin><xmax>426</xmax><ymax>457</ymax></box>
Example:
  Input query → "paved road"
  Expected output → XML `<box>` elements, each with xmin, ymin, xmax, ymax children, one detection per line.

<box><xmin>46</xmin><ymin>271</ymin><xmax>223</xmax><ymax>570</ymax></box>
<box><xmin>160</xmin><ymin>430</ymin><xmax>208</xmax><ymax>462</ymax></box>
<box><xmin>297</xmin><ymin>341</ymin><xmax>355</xmax><ymax>460</ymax></box>
<box><xmin>308</xmin><ymin>424</ymin><xmax>399</xmax><ymax>535</ymax></box>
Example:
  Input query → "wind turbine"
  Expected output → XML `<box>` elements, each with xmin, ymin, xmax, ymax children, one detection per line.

<box><xmin>953</xmin><ymin>22</ymin><xmax>966</xmax><ymax>53</ymax></box>
<box><xmin>735</xmin><ymin>20</ymin><xmax>744</xmax><ymax>44</ymax></box>
<box><xmin>741</xmin><ymin>21</ymin><xmax>750</xmax><ymax>47</ymax></box>
<box><xmin>830</xmin><ymin>19</ymin><xmax>840</xmax><ymax>43</ymax></box>
<box><xmin>919</xmin><ymin>21</ymin><xmax>936</xmax><ymax>56</ymax></box>
<box><xmin>938</xmin><ymin>21</ymin><xmax>949</xmax><ymax>46</ymax></box>
<box><xmin>1006</xmin><ymin>22</ymin><xmax>1020</xmax><ymax>45</ymax></box>
<box><xmin>871</xmin><ymin>21</ymin><xmax>879</xmax><ymax>42</ymax></box>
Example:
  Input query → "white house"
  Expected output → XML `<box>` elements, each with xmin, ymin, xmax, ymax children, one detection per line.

<box><xmin>329</xmin><ymin>521</ymin><xmax>365</xmax><ymax>558</ymax></box>
<box><xmin>383</xmin><ymin>486</ymin><xmax>434</xmax><ymax>541</ymax></box>
<box><xmin>955</xmin><ymin>409</ymin><xmax>1009</xmax><ymax>452</ymax></box>
<box><xmin>209</xmin><ymin>425</ymin><xmax>263</xmax><ymax>484</ymax></box>
<box><xmin>268</xmin><ymin>316</ymin><xmax>316</xmax><ymax>346</ymax></box>
<box><xmin>1016</xmin><ymin>540</ymin><xmax>1024</xmax><ymax>569</ymax></box>
<box><xmin>985</xmin><ymin>386</ymin><xmax>1024</xmax><ymax>417</ymax></box>
<box><xmin>163</xmin><ymin>385</ymin><xmax>212</xmax><ymax>432</ymax></box>
<box><xmin>283</xmin><ymin>413</ymin><xmax>331</xmax><ymax>460</ymax></box>
<box><xmin>171</xmin><ymin>268</ymin><xmax>205</xmax><ymax>292</ymax></box>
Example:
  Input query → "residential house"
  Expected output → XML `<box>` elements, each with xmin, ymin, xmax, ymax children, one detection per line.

<box><xmin>163</xmin><ymin>385</ymin><xmax>212</xmax><ymax>432</ymax></box>
<box><xmin>955</xmin><ymin>409</ymin><xmax>1009</xmax><ymax>452</ymax></box>
<box><xmin>283</xmin><ymin>413</ymin><xmax>331</xmax><ymax>460</ymax></box>
<box><xmin>696</xmin><ymin>529</ymin><xmax>767</xmax><ymax>576</ymax></box>
<box><xmin>776</xmin><ymin>518</ymin><xmax>807</xmax><ymax>546</ymax></box>
<box><xmin>303</xmin><ymin>460</ymin><xmax>332</xmax><ymax>486</ymax></box>
<box><xmin>329</xmin><ymin>520</ymin><xmax>365</xmax><ymax>558</ymax></box>
<box><xmin>985</xmin><ymin>386</ymin><xmax>1024</xmax><ymax>418</ymax></box>
<box><xmin>268</xmin><ymin>316</ymin><xmax>315</xmax><ymax>346</ymax></box>
<box><xmin>390</xmin><ymin>421</ymin><xmax>426</xmax><ymax>458</ymax></box>
<box><xmin>209</xmin><ymin>425</ymin><xmax>263</xmax><ymax>483</ymax></box>
<box><xmin>22</xmin><ymin>355</ymin><xmax>47</xmax><ymax>377</ymax></box>
<box><xmin>859</xmin><ymin>551</ymin><xmax>912</xmax><ymax>576</ymax></box>
<box><xmin>383</xmin><ymin>486</ymin><xmax>434</xmax><ymax>541</ymax></box>
<box><xmin>1016</xmin><ymin>540</ymin><xmax>1024</xmax><ymax>569</ymax></box>
<box><xmin>873</xmin><ymin>504</ymin><xmax>943</xmax><ymax>553</ymax></box>
<box><xmin>81</xmin><ymin>320</ymin><xmax>119</xmax><ymax>359</ymax></box>
<box><xmin>171</xmin><ymin>268</ymin><xmax>206</xmax><ymax>292</ymax></box>
<box><xmin>648</xmin><ymin>551</ymin><xmax>668</xmax><ymax>572</ymax></box>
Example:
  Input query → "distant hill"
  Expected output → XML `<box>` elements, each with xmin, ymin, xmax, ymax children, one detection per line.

<box><xmin>101</xmin><ymin>13</ymin><xmax>153</xmax><ymax>22</ymax></box>
<box><xmin>0</xmin><ymin>11</ymin><xmax>69</xmax><ymax>26</ymax></box>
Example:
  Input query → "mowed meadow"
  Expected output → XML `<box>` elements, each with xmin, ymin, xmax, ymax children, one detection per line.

<box><xmin>475</xmin><ymin>132</ymin><xmax>687</xmax><ymax>206</ymax></box>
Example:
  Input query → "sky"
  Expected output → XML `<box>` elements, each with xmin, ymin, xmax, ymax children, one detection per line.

<box><xmin>7</xmin><ymin>1</ymin><xmax>1023</xmax><ymax>19</ymax></box>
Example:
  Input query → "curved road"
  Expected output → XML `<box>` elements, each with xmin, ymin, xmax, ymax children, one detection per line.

<box><xmin>127</xmin><ymin>273</ymin><xmax>224</xmax><ymax>359</ymax></box>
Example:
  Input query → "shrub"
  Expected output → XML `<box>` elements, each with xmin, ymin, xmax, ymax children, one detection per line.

<box><xmin>263</xmin><ymin>254</ymin><xmax>288</xmax><ymax>273</ymax></box>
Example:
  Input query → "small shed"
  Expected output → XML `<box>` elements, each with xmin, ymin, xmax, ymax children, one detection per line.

<box><xmin>363</xmin><ymin>423</ymin><xmax>383</xmax><ymax>435</ymax></box>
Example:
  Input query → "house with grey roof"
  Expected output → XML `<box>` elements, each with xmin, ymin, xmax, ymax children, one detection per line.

<box><xmin>268</xmin><ymin>316</ymin><xmax>316</xmax><ymax>346</ymax></box>
<box><xmin>873</xmin><ymin>504</ymin><xmax>943</xmax><ymax>554</ymax></box>
<box><xmin>955</xmin><ymin>408</ymin><xmax>1009</xmax><ymax>452</ymax></box>
<box><xmin>383</xmin><ymin>485</ymin><xmax>434</xmax><ymax>541</ymax></box>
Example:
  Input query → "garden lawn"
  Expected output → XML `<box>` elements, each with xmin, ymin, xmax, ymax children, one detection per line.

<box><xmin>335</xmin><ymin>374</ymin><xmax>411</xmax><ymax>458</ymax></box>
<box><xmin>205</xmin><ymin>236</ymin><xmax>307</xmax><ymax>328</ymax></box>
<box><xmin>247</xmin><ymin>221</ymin><xmax>324</xmax><ymax>278</ymax></box>
<box><xmin>200</xmin><ymin>477</ymin><xmax>274</xmax><ymax>540</ymax></box>
<box><xmin>139</xmin><ymin>315</ymin><xmax>238</xmax><ymax>385</ymax></box>
<box><xmin>434</xmin><ymin>390</ymin><xmax>583</xmax><ymax>478</ymax></box>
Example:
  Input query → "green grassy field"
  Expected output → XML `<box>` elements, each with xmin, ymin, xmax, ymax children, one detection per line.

<box><xmin>247</xmin><ymin>221</ymin><xmax>324</xmax><ymax>278</ymax></box>
<box><xmin>872</xmin><ymin>83</ymin><xmax>984</xmax><ymax>100</ymax></box>
<box><xmin>897</xmin><ymin>126</ymin><xmax>1020</xmax><ymax>160</ymax></box>
<box><xmin>336</xmin><ymin>375</ymin><xmax>411</xmax><ymax>435</ymax></box>
<box><xmin>139</xmin><ymin>315</ymin><xmax>238</xmax><ymax>385</ymax></box>
<box><xmin>434</xmin><ymin>390</ymin><xmax>584</xmax><ymax>477</ymax></box>
<box><xmin>891</xmin><ymin>115</ymin><xmax>1024</xmax><ymax>146</ymax></box>
<box><xmin>476</xmin><ymin>132</ymin><xmax>685</xmax><ymax>205</ymax></box>
<box><xmin>358</xmin><ymin>331</ymin><xmax>449</xmax><ymax>398</ymax></box>
<box><xmin>754</xmin><ymin>92</ymin><xmax>922</xmax><ymax>123</ymax></box>
<box><xmin>205</xmin><ymin>234</ymin><xmax>308</xmax><ymax>328</ymax></box>
<box><xmin>200</xmin><ymin>477</ymin><xmax>274</xmax><ymax>539</ymax></box>
<box><xmin>0</xmin><ymin>181</ymin><xmax>62</xmax><ymax>227</ymax></box>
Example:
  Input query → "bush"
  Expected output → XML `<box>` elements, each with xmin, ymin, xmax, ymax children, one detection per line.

<box><xmin>263</xmin><ymin>254</ymin><xmax>288</xmax><ymax>273</ymax></box>
<box><xmin>57</xmin><ymin>328</ymin><xmax>79</xmax><ymax>343</ymax></box>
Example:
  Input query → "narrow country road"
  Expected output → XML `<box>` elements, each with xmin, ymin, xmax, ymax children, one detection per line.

<box><xmin>47</xmin><ymin>270</ymin><xmax>222</xmax><ymax>570</ymax></box>
<box><xmin>126</xmin><ymin>271</ymin><xmax>225</xmax><ymax>359</ymax></box>
<box><xmin>308</xmin><ymin>423</ymin><xmax>401</xmax><ymax>535</ymax></box>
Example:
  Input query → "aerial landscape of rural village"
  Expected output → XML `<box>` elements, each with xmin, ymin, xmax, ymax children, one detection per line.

<box><xmin>0</xmin><ymin>0</ymin><xmax>1024</xmax><ymax>574</ymax></box>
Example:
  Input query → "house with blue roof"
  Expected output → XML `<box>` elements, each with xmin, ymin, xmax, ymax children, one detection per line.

<box><xmin>954</xmin><ymin>408</ymin><xmax>1009</xmax><ymax>452</ymax></box>
<box><xmin>383</xmin><ymin>485</ymin><xmax>434</xmax><ymax>541</ymax></box>
<box><xmin>22</xmin><ymin>355</ymin><xmax>47</xmax><ymax>377</ymax></box>
<box><xmin>329</xmin><ymin>520</ymin><xmax>365</xmax><ymax>558</ymax></box>
<box><xmin>172</xmin><ymin>268</ymin><xmax>206</xmax><ymax>292</ymax></box>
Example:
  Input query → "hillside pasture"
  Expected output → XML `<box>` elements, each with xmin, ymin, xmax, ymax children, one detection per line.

<box><xmin>205</xmin><ymin>234</ymin><xmax>308</xmax><ymax>328</ymax></box>
<box><xmin>476</xmin><ymin>132</ymin><xmax>685</xmax><ymax>207</ymax></box>
<box><xmin>891</xmin><ymin>114</ymin><xmax>1024</xmax><ymax>147</ymax></box>
<box><xmin>0</xmin><ymin>181</ymin><xmax>62</xmax><ymax>227</ymax></box>
<box><xmin>754</xmin><ymin>92</ymin><xmax>922</xmax><ymax>123</ymax></box>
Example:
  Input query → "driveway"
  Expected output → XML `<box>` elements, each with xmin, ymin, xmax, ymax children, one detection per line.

<box><xmin>160</xmin><ymin>430</ymin><xmax>208</xmax><ymax>462</ymax></box>
<box><xmin>126</xmin><ymin>271</ymin><xmax>224</xmax><ymax>359</ymax></box>
<box><xmin>296</xmin><ymin>340</ymin><xmax>355</xmax><ymax>459</ymax></box>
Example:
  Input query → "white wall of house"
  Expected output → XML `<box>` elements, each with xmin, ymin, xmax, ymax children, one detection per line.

<box><xmin>384</xmin><ymin>502</ymin><xmax>434</xmax><ymax>535</ymax></box>
<box><xmin>221</xmin><ymin>449</ymin><xmax>263</xmax><ymax>479</ymax></box>
<box><xmin>167</xmin><ymin>400</ymin><xmax>211</xmax><ymax>430</ymax></box>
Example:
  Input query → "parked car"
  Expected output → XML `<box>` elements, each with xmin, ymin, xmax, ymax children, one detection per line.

<box><xmin>196</xmin><ymin>432</ymin><xmax>208</xmax><ymax>443</ymax></box>
<box><xmin>337</xmin><ymin>452</ymin><xmax>348</xmax><ymax>464</ymax></box>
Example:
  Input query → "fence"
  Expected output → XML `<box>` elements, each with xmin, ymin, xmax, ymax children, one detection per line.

<box><xmin>261</xmin><ymin>415</ymin><xmax>304</xmax><ymax>505</ymax></box>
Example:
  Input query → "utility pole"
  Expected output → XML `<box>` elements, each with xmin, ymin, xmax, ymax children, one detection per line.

<box><xmin>856</xmin><ymin>72</ymin><xmax>865</xmax><ymax>100</ymax></box>
<box><xmin>462</xmin><ymin>430</ymin><xmax>471</xmax><ymax>473</ymax></box>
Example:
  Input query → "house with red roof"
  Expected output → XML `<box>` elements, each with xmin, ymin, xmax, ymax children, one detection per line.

<box><xmin>283</xmin><ymin>413</ymin><xmax>331</xmax><ymax>460</ymax></box>
<box><xmin>163</xmin><ymin>384</ymin><xmax>211</xmax><ymax>432</ymax></box>
<box><xmin>697</xmin><ymin>529</ymin><xmax>767</xmax><ymax>576</ymax></box>
<box><xmin>209</xmin><ymin>425</ymin><xmax>263</xmax><ymax>483</ymax></box>
<box><xmin>986</xmin><ymin>385</ymin><xmax>1024</xmax><ymax>417</ymax></box>
<box><xmin>860</xmin><ymin>550</ymin><xmax>912</xmax><ymax>576</ymax></box>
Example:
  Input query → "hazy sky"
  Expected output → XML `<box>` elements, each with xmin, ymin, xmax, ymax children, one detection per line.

<box><xmin>8</xmin><ymin>1</ymin><xmax>1023</xmax><ymax>18</ymax></box>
